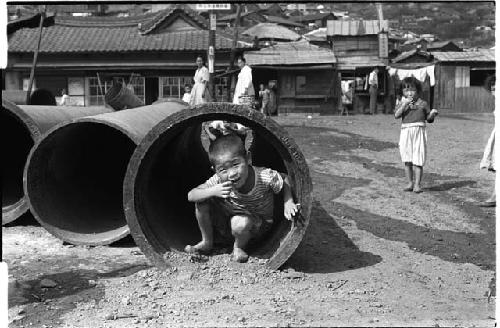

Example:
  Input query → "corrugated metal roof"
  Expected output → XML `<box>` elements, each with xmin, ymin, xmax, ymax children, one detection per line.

<box><xmin>264</xmin><ymin>15</ymin><xmax>304</xmax><ymax>27</ymax></box>
<box><xmin>245</xmin><ymin>40</ymin><xmax>336</xmax><ymax>66</ymax></box>
<box><xmin>330</xmin><ymin>20</ymin><xmax>388</xmax><ymax>36</ymax></box>
<box><xmin>8</xmin><ymin>25</ymin><xmax>252</xmax><ymax>53</ymax></box>
<box><xmin>242</xmin><ymin>23</ymin><xmax>301</xmax><ymax>40</ymax></box>
<box><xmin>432</xmin><ymin>50</ymin><xmax>495</xmax><ymax>62</ymax></box>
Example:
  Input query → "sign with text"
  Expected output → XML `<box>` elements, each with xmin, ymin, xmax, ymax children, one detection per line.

<box><xmin>195</xmin><ymin>4</ymin><xmax>231</xmax><ymax>11</ymax></box>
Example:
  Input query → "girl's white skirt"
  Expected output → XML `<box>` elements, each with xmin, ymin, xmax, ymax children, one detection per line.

<box><xmin>399</xmin><ymin>124</ymin><xmax>427</xmax><ymax>166</ymax></box>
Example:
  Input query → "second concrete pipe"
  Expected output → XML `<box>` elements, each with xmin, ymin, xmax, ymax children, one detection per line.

<box><xmin>24</xmin><ymin>100</ymin><xmax>189</xmax><ymax>245</ymax></box>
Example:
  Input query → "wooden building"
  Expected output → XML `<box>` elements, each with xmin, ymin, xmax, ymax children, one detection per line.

<box><xmin>329</xmin><ymin>20</ymin><xmax>389</xmax><ymax>113</ymax></box>
<box><xmin>391</xmin><ymin>49</ymin><xmax>495</xmax><ymax>112</ymax></box>
<box><xmin>289</xmin><ymin>12</ymin><xmax>337</xmax><ymax>28</ymax></box>
<box><xmin>245</xmin><ymin>40</ymin><xmax>337</xmax><ymax>114</ymax></box>
<box><xmin>5</xmin><ymin>7</ymin><xmax>253</xmax><ymax>106</ymax></box>
<box><xmin>433</xmin><ymin>50</ymin><xmax>495</xmax><ymax>113</ymax></box>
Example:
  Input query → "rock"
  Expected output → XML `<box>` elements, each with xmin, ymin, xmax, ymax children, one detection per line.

<box><xmin>121</xmin><ymin>297</ymin><xmax>131</xmax><ymax>305</ymax></box>
<box><xmin>40</xmin><ymin>279</ymin><xmax>57</xmax><ymax>288</ymax></box>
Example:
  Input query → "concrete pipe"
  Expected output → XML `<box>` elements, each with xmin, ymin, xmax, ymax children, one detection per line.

<box><xmin>105</xmin><ymin>83</ymin><xmax>144</xmax><ymax>111</ymax></box>
<box><xmin>2</xmin><ymin>99</ymin><xmax>113</xmax><ymax>225</ymax></box>
<box><xmin>24</xmin><ymin>100</ymin><xmax>189</xmax><ymax>245</ymax></box>
<box><xmin>2</xmin><ymin>89</ymin><xmax>56</xmax><ymax>106</ymax></box>
<box><xmin>124</xmin><ymin>103</ymin><xmax>312</xmax><ymax>270</ymax></box>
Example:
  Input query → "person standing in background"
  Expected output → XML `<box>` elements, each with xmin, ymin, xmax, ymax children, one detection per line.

<box><xmin>190</xmin><ymin>55</ymin><xmax>210</xmax><ymax>107</ymax></box>
<box><xmin>368</xmin><ymin>67</ymin><xmax>379</xmax><ymax>115</ymax></box>
<box><xmin>233</xmin><ymin>57</ymin><xmax>255</xmax><ymax>105</ymax></box>
<box><xmin>58</xmin><ymin>88</ymin><xmax>70</xmax><ymax>106</ymax></box>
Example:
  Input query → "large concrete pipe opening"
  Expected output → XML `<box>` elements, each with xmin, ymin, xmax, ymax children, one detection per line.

<box><xmin>2</xmin><ymin>106</ymin><xmax>35</xmax><ymax>222</ymax></box>
<box><xmin>125</xmin><ymin>103</ymin><xmax>312</xmax><ymax>270</ymax></box>
<box><xmin>2</xmin><ymin>99</ymin><xmax>113</xmax><ymax>225</ymax></box>
<box><xmin>24</xmin><ymin>101</ymin><xmax>188</xmax><ymax>244</ymax></box>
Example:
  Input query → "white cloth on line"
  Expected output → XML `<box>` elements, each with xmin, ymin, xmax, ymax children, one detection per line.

<box><xmin>388</xmin><ymin>65</ymin><xmax>436</xmax><ymax>87</ymax></box>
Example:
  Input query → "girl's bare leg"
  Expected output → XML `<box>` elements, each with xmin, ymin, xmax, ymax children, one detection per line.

<box><xmin>403</xmin><ymin>162</ymin><xmax>414</xmax><ymax>191</ymax></box>
<box><xmin>413</xmin><ymin>165</ymin><xmax>423</xmax><ymax>193</ymax></box>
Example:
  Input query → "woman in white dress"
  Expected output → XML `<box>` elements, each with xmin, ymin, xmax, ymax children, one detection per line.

<box><xmin>189</xmin><ymin>56</ymin><xmax>210</xmax><ymax>106</ymax></box>
<box><xmin>233</xmin><ymin>57</ymin><xmax>255</xmax><ymax>105</ymax></box>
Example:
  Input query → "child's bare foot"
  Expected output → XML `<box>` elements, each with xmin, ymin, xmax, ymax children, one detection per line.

<box><xmin>184</xmin><ymin>241</ymin><xmax>212</xmax><ymax>254</ymax></box>
<box><xmin>403</xmin><ymin>183</ymin><xmax>413</xmax><ymax>191</ymax></box>
<box><xmin>231</xmin><ymin>247</ymin><xmax>249</xmax><ymax>263</ymax></box>
<box><xmin>413</xmin><ymin>186</ymin><xmax>423</xmax><ymax>193</ymax></box>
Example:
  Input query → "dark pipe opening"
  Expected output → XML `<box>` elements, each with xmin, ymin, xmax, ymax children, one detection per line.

<box><xmin>26</xmin><ymin>122</ymin><xmax>136</xmax><ymax>245</ymax></box>
<box><xmin>29</xmin><ymin>89</ymin><xmax>56</xmax><ymax>106</ymax></box>
<box><xmin>132</xmin><ymin>114</ymin><xmax>295</xmax><ymax>260</ymax></box>
<box><xmin>1</xmin><ymin>109</ymin><xmax>34</xmax><ymax>208</ymax></box>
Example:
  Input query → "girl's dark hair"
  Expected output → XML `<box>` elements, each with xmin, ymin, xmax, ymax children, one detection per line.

<box><xmin>196</xmin><ymin>55</ymin><xmax>205</xmax><ymax>64</ymax></box>
<box><xmin>401</xmin><ymin>76</ymin><xmax>422</xmax><ymax>95</ymax></box>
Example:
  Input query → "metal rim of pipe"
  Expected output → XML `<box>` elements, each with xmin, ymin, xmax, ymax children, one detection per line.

<box><xmin>124</xmin><ymin>102</ymin><xmax>313</xmax><ymax>270</ymax></box>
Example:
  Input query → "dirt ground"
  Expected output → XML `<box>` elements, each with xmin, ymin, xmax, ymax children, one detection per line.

<box><xmin>4</xmin><ymin>112</ymin><xmax>496</xmax><ymax>327</ymax></box>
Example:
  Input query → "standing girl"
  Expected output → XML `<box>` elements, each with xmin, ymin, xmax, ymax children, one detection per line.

<box><xmin>190</xmin><ymin>56</ymin><xmax>210</xmax><ymax>106</ymax></box>
<box><xmin>395</xmin><ymin>76</ymin><xmax>438</xmax><ymax>193</ymax></box>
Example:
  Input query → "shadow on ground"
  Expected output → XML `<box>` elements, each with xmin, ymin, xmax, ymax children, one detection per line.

<box><xmin>281</xmin><ymin>124</ymin><xmax>495</xmax><ymax>271</ymax></box>
<box><xmin>285</xmin><ymin>200</ymin><xmax>382</xmax><ymax>273</ymax></box>
<box><xmin>9</xmin><ymin>262</ymin><xmax>149</xmax><ymax>327</ymax></box>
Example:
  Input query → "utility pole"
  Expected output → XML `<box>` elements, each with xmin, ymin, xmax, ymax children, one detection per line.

<box><xmin>26</xmin><ymin>5</ymin><xmax>46</xmax><ymax>104</ymax></box>
<box><xmin>228</xmin><ymin>4</ymin><xmax>242</xmax><ymax>102</ymax></box>
<box><xmin>208</xmin><ymin>10</ymin><xmax>216</xmax><ymax>100</ymax></box>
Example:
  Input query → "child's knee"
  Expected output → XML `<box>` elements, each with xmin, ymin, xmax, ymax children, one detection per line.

<box><xmin>230</xmin><ymin>216</ymin><xmax>252</xmax><ymax>235</ymax></box>
<box><xmin>195</xmin><ymin>201</ymin><xmax>210</xmax><ymax>216</ymax></box>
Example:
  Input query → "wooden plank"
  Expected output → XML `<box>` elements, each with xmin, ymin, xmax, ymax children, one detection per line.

<box><xmin>454</xmin><ymin>86</ymin><xmax>494</xmax><ymax>113</ymax></box>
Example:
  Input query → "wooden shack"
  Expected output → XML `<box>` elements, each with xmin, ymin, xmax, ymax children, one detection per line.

<box><xmin>244</xmin><ymin>40</ymin><xmax>337</xmax><ymax>114</ymax></box>
<box><xmin>433</xmin><ymin>50</ymin><xmax>495</xmax><ymax>113</ymax></box>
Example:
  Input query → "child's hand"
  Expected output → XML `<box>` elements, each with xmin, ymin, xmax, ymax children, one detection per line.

<box><xmin>284</xmin><ymin>200</ymin><xmax>300</xmax><ymax>221</ymax></box>
<box><xmin>212</xmin><ymin>181</ymin><xmax>233</xmax><ymax>199</ymax></box>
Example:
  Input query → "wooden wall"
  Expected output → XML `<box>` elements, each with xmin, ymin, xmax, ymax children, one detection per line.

<box><xmin>277</xmin><ymin>69</ymin><xmax>339</xmax><ymax>114</ymax></box>
<box><xmin>436</xmin><ymin>64</ymin><xmax>495</xmax><ymax>112</ymax></box>
<box><xmin>332</xmin><ymin>36</ymin><xmax>379</xmax><ymax>57</ymax></box>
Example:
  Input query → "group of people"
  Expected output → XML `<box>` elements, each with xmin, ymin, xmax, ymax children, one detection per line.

<box><xmin>182</xmin><ymin>55</ymin><xmax>276</xmax><ymax>116</ymax></box>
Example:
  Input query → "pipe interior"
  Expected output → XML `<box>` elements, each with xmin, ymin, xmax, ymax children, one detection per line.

<box><xmin>27</xmin><ymin>122</ymin><xmax>136</xmax><ymax>244</ymax></box>
<box><xmin>2</xmin><ymin>109</ymin><xmax>34</xmax><ymax>208</ymax></box>
<box><xmin>136</xmin><ymin>117</ymin><xmax>292</xmax><ymax>259</ymax></box>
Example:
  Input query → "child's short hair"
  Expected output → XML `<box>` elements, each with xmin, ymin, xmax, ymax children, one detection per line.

<box><xmin>401</xmin><ymin>76</ymin><xmax>422</xmax><ymax>95</ymax></box>
<box><xmin>208</xmin><ymin>133</ymin><xmax>247</xmax><ymax>165</ymax></box>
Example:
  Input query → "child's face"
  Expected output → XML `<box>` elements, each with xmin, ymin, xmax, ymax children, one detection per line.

<box><xmin>260</xmin><ymin>84</ymin><xmax>265</xmax><ymax>90</ymax></box>
<box><xmin>403</xmin><ymin>85</ymin><xmax>417</xmax><ymax>99</ymax></box>
<box><xmin>185</xmin><ymin>87</ymin><xmax>191</xmax><ymax>93</ymax></box>
<box><xmin>213</xmin><ymin>149</ymin><xmax>250</xmax><ymax>190</ymax></box>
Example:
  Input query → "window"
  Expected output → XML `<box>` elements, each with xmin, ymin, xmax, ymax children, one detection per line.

<box><xmin>86</xmin><ymin>75</ymin><xmax>145</xmax><ymax>106</ymax></box>
<box><xmin>159</xmin><ymin>76</ymin><xmax>192</xmax><ymax>99</ymax></box>
<box><xmin>67</xmin><ymin>77</ymin><xmax>85</xmax><ymax>106</ymax></box>
<box><xmin>127</xmin><ymin>76</ymin><xmax>145</xmax><ymax>103</ymax></box>
<box><xmin>86</xmin><ymin>77</ymin><xmax>113</xmax><ymax>106</ymax></box>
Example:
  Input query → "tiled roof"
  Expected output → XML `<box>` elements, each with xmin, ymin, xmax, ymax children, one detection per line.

<box><xmin>8</xmin><ymin>16</ymin><xmax>252</xmax><ymax>53</ymax></box>
<box><xmin>432</xmin><ymin>50</ymin><xmax>495</xmax><ymax>62</ymax></box>
<box><xmin>329</xmin><ymin>20</ymin><xmax>388</xmax><ymax>35</ymax></box>
<box><xmin>55</xmin><ymin>13</ymin><xmax>157</xmax><ymax>27</ymax></box>
<box><xmin>245</xmin><ymin>40</ymin><xmax>336</xmax><ymax>66</ymax></box>
<box><xmin>242</xmin><ymin>23</ymin><xmax>301</xmax><ymax>41</ymax></box>
<box><xmin>139</xmin><ymin>5</ymin><xmax>208</xmax><ymax>34</ymax></box>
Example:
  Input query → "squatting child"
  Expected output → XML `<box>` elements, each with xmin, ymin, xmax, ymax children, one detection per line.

<box><xmin>186</xmin><ymin>133</ymin><xmax>299</xmax><ymax>263</ymax></box>
<box><xmin>394</xmin><ymin>76</ymin><xmax>438</xmax><ymax>193</ymax></box>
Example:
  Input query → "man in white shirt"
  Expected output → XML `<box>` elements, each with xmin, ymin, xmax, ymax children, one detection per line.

<box><xmin>368</xmin><ymin>68</ymin><xmax>379</xmax><ymax>114</ymax></box>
